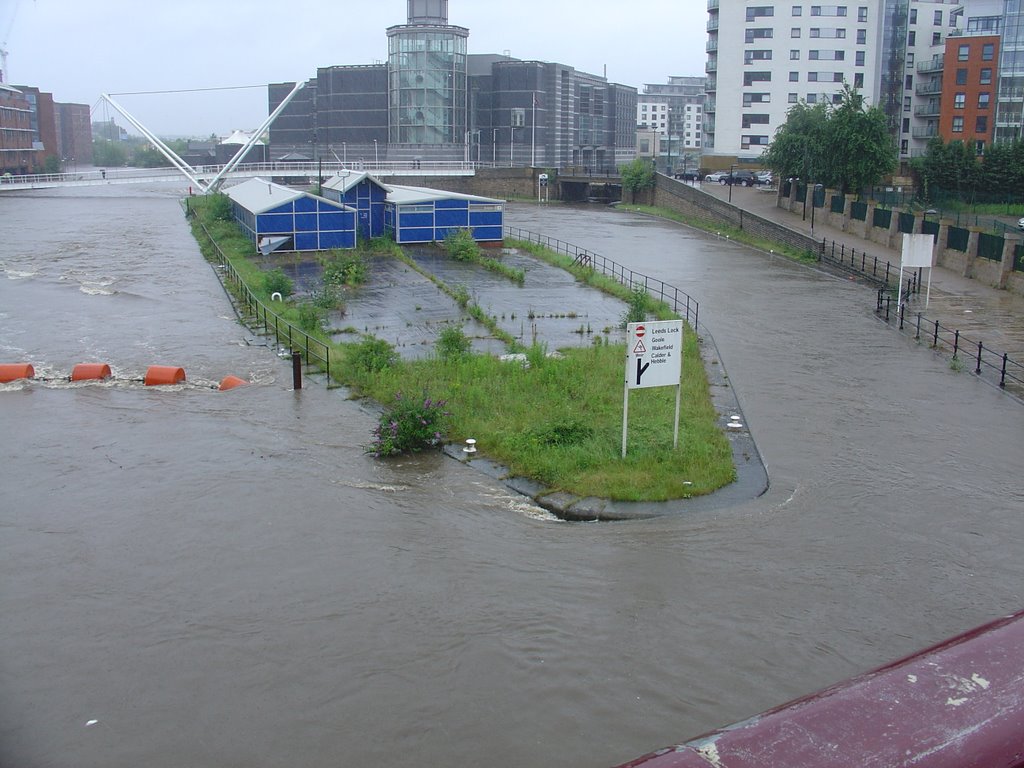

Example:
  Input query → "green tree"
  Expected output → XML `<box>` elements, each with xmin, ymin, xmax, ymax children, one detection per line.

<box><xmin>762</xmin><ymin>101</ymin><xmax>830</xmax><ymax>182</ymax></box>
<box><xmin>92</xmin><ymin>139</ymin><xmax>128</xmax><ymax>167</ymax></box>
<box><xmin>620</xmin><ymin>158</ymin><xmax>656</xmax><ymax>203</ymax></box>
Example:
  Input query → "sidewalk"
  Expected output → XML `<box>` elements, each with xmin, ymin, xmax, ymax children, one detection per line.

<box><xmin>698</xmin><ymin>181</ymin><xmax>1024</xmax><ymax>362</ymax></box>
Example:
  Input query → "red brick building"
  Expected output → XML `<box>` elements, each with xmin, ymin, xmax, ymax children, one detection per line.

<box><xmin>0</xmin><ymin>84</ymin><xmax>35</xmax><ymax>174</ymax></box>
<box><xmin>940</xmin><ymin>34</ymin><xmax>1000</xmax><ymax>154</ymax></box>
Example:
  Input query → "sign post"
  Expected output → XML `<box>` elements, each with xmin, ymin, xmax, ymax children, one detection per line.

<box><xmin>622</xmin><ymin>319</ymin><xmax>684</xmax><ymax>458</ymax></box>
<box><xmin>900</xmin><ymin>233</ymin><xmax>936</xmax><ymax>308</ymax></box>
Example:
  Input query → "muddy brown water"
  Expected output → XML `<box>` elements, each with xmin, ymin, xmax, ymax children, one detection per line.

<box><xmin>2</xmin><ymin>189</ymin><xmax>1023</xmax><ymax>768</ymax></box>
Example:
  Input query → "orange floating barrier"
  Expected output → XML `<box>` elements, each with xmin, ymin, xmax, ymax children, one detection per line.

<box><xmin>218</xmin><ymin>375</ymin><xmax>248</xmax><ymax>391</ymax></box>
<box><xmin>70</xmin><ymin>363</ymin><xmax>112</xmax><ymax>382</ymax></box>
<box><xmin>0</xmin><ymin>363</ymin><xmax>35</xmax><ymax>383</ymax></box>
<box><xmin>144</xmin><ymin>365</ymin><xmax>186</xmax><ymax>386</ymax></box>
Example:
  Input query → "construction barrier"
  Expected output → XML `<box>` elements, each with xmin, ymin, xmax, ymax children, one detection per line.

<box><xmin>218</xmin><ymin>375</ymin><xmax>248</xmax><ymax>391</ymax></box>
<box><xmin>0</xmin><ymin>363</ymin><xmax>35</xmax><ymax>383</ymax></box>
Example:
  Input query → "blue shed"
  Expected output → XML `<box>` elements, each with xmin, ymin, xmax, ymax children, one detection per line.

<box><xmin>224</xmin><ymin>177</ymin><xmax>357</xmax><ymax>254</ymax></box>
<box><xmin>383</xmin><ymin>185</ymin><xmax>504</xmax><ymax>245</ymax></box>
<box><xmin>321</xmin><ymin>172</ymin><xmax>389</xmax><ymax>241</ymax></box>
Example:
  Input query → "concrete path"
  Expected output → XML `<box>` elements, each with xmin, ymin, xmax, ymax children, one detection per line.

<box><xmin>696</xmin><ymin>180</ymin><xmax>1024</xmax><ymax>367</ymax></box>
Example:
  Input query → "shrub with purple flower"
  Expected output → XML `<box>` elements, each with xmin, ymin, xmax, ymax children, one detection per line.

<box><xmin>369</xmin><ymin>392</ymin><xmax>450</xmax><ymax>457</ymax></box>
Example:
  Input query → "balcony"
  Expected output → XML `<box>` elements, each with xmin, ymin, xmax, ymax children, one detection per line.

<box><xmin>916</xmin><ymin>81</ymin><xmax>943</xmax><ymax>95</ymax></box>
<box><xmin>914</xmin><ymin>102</ymin><xmax>940</xmax><ymax>116</ymax></box>
<box><xmin>916</xmin><ymin>56</ymin><xmax>945</xmax><ymax>74</ymax></box>
<box><xmin>706</xmin><ymin>38</ymin><xmax>718</xmax><ymax>53</ymax></box>
<box><xmin>911</xmin><ymin>126</ymin><xmax>939</xmax><ymax>139</ymax></box>
<box><xmin>706</xmin><ymin>57</ymin><xmax>718</xmax><ymax>73</ymax></box>
<box><xmin>707</xmin><ymin>17</ymin><xmax>719</xmax><ymax>31</ymax></box>
<box><xmin>707</xmin><ymin>0</ymin><xmax>719</xmax><ymax>10</ymax></box>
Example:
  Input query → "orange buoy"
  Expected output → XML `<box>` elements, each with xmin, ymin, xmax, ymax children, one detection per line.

<box><xmin>144</xmin><ymin>365</ymin><xmax>186</xmax><ymax>386</ymax></box>
<box><xmin>218</xmin><ymin>375</ymin><xmax>248</xmax><ymax>391</ymax></box>
<box><xmin>71</xmin><ymin>363</ymin><xmax>112</xmax><ymax>382</ymax></box>
<box><xmin>0</xmin><ymin>363</ymin><xmax>35</xmax><ymax>383</ymax></box>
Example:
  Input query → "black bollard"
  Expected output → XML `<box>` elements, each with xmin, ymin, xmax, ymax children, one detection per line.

<box><xmin>292</xmin><ymin>351</ymin><xmax>302</xmax><ymax>390</ymax></box>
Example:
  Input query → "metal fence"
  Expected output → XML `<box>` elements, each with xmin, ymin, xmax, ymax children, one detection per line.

<box><xmin>192</xmin><ymin>214</ymin><xmax>334</xmax><ymax>380</ymax></box>
<box><xmin>876</xmin><ymin>291</ymin><xmax>1023</xmax><ymax>393</ymax></box>
<box><xmin>504</xmin><ymin>226</ymin><xmax>700</xmax><ymax>329</ymax></box>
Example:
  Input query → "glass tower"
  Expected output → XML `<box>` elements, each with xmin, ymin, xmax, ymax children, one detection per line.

<box><xmin>387</xmin><ymin>0</ymin><xmax>469</xmax><ymax>144</ymax></box>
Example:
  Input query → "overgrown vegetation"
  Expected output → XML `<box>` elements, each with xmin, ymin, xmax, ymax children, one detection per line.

<box><xmin>443</xmin><ymin>228</ymin><xmax>525</xmax><ymax>284</ymax></box>
<box><xmin>620</xmin><ymin>158</ymin><xmax>657</xmax><ymax>203</ymax></box>
<box><xmin>187</xmin><ymin>196</ymin><xmax>736</xmax><ymax>501</ymax></box>
<box><xmin>912</xmin><ymin>137</ymin><xmax>1024</xmax><ymax>207</ymax></box>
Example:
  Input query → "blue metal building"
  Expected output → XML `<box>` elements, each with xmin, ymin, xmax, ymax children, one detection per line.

<box><xmin>321</xmin><ymin>172</ymin><xmax>389</xmax><ymax>240</ymax></box>
<box><xmin>383</xmin><ymin>184</ymin><xmax>504</xmax><ymax>244</ymax></box>
<box><xmin>224</xmin><ymin>177</ymin><xmax>357</xmax><ymax>254</ymax></box>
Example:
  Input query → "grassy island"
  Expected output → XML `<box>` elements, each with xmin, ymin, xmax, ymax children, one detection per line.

<box><xmin>187</xmin><ymin>195</ymin><xmax>735</xmax><ymax>502</ymax></box>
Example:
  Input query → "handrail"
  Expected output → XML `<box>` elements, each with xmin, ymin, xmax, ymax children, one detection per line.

<box><xmin>190</xmin><ymin>212</ymin><xmax>334</xmax><ymax>382</ymax></box>
<box><xmin>504</xmin><ymin>226</ymin><xmax>699</xmax><ymax>329</ymax></box>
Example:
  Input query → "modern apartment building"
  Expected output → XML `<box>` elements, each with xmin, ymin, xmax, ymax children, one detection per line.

<box><xmin>704</xmin><ymin>0</ymin><xmax>963</xmax><ymax>162</ymax></box>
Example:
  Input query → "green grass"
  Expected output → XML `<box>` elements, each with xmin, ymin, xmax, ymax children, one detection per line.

<box><xmin>616</xmin><ymin>204</ymin><xmax>820</xmax><ymax>264</ymax></box>
<box><xmin>187</xmin><ymin>196</ymin><xmax>736</xmax><ymax>502</ymax></box>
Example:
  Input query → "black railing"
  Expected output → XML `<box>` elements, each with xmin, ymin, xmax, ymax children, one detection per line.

<box><xmin>818</xmin><ymin>238</ymin><xmax>903</xmax><ymax>290</ymax></box>
<box><xmin>192</xmin><ymin>215</ymin><xmax>334</xmax><ymax>381</ymax></box>
<box><xmin>504</xmin><ymin>226</ymin><xmax>699</xmax><ymax>329</ymax></box>
<box><xmin>876</xmin><ymin>291</ymin><xmax>1022</xmax><ymax>393</ymax></box>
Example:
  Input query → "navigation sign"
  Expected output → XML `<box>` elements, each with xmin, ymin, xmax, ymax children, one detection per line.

<box><xmin>622</xmin><ymin>319</ymin><xmax>685</xmax><ymax>457</ymax></box>
<box><xmin>626</xmin><ymin>320</ymin><xmax>683</xmax><ymax>389</ymax></box>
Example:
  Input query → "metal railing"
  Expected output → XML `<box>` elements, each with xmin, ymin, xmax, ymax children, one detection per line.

<box><xmin>876</xmin><ymin>292</ymin><xmax>1023</xmax><ymax>393</ymax></box>
<box><xmin>191</xmin><ymin>212</ymin><xmax>334</xmax><ymax>381</ymax></box>
<box><xmin>504</xmin><ymin>226</ymin><xmax>700</xmax><ymax>329</ymax></box>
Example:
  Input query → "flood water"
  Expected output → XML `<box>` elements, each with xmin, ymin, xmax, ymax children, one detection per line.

<box><xmin>2</xmin><ymin>187</ymin><xmax>1023</xmax><ymax>768</ymax></box>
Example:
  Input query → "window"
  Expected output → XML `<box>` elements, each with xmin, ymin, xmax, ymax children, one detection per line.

<box><xmin>740</xmin><ymin>135</ymin><xmax>770</xmax><ymax>149</ymax></box>
<box><xmin>792</xmin><ymin>27</ymin><xmax>802</xmax><ymax>37</ymax></box>
<box><xmin>743</xmin><ymin>93</ymin><xmax>771</xmax><ymax>105</ymax></box>
<box><xmin>745</xmin><ymin>28</ymin><xmax>774</xmax><ymax>42</ymax></box>
<box><xmin>902</xmin><ymin>117</ymin><xmax>910</xmax><ymax>132</ymax></box>
<box><xmin>792</xmin><ymin>4</ymin><xmax>802</xmax><ymax>14</ymax></box>
<box><xmin>932</xmin><ymin>32</ymin><xmax>941</xmax><ymax>45</ymax></box>
<box><xmin>958</xmin><ymin>44</ymin><xmax>969</xmax><ymax>61</ymax></box>
<box><xmin>858</xmin><ymin>6</ymin><xmax>867</xmax><ymax>21</ymax></box>
<box><xmin>934</xmin><ymin>10</ymin><xmax>942</xmax><ymax>25</ymax></box>
<box><xmin>745</xmin><ymin>50</ymin><xmax>774</xmax><ymax>63</ymax></box>
<box><xmin>789</xmin><ymin>70</ymin><xmax>800</xmax><ymax>81</ymax></box>
<box><xmin>906</xmin><ymin>53</ymin><xmax>914</xmax><ymax>66</ymax></box>
<box><xmin>901</xmin><ymin>139</ymin><xmax>908</xmax><ymax>154</ymax></box>
<box><xmin>832</xmin><ymin>93</ymin><xmax>843</xmax><ymax>104</ymax></box>
<box><xmin>810</xmin><ymin>27</ymin><xmax>845</xmax><ymax>37</ymax></box>
<box><xmin>746</xmin><ymin>6</ymin><xmax>775</xmax><ymax>20</ymax></box>
<box><xmin>951</xmin><ymin>116</ymin><xmax>964</xmax><ymax>132</ymax></box>
<box><xmin>856</xmin><ymin>51</ymin><xmax>865</xmax><ymax>65</ymax></box>
<box><xmin>980</xmin><ymin>68</ymin><xmax>992</xmax><ymax>84</ymax></box>
<box><xmin>978</xmin><ymin>92</ymin><xmax>990</xmax><ymax>109</ymax></box>
<box><xmin>810</xmin><ymin>5</ymin><xmax>847</xmax><ymax>15</ymax></box>
<box><xmin>974</xmin><ymin>140</ymin><xmax>984</xmax><ymax>155</ymax></box>
<box><xmin>806</xmin><ymin>93</ymin><xmax>818</xmax><ymax>103</ymax></box>
<box><xmin>789</xmin><ymin>92</ymin><xmax>799</xmax><ymax>102</ymax></box>
<box><xmin>975</xmin><ymin>116</ymin><xmax>988</xmax><ymax>133</ymax></box>
<box><xmin>905</xmin><ymin>75</ymin><xmax>912</xmax><ymax>89</ymax></box>
<box><xmin>908</xmin><ymin>30</ymin><xmax>916</xmax><ymax>45</ymax></box>
<box><xmin>982</xmin><ymin>43</ymin><xmax>994</xmax><ymax>60</ymax></box>
<box><xmin>909</xmin><ymin>8</ymin><xmax>917</xmax><ymax>23</ymax></box>
<box><xmin>903</xmin><ymin>96</ymin><xmax>911</xmax><ymax>110</ymax></box>
<box><xmin>956</xmin><ymin>68</ymin><xmax>968</xmax><ymax>85</ymax></box>
<box><xmin>857</xmin><ymin>29</ymin><xmax>866</xmax><ymax>43</ymax></box>
<box><xmin>744</xmin><ymin>71</ymin><xmax>772</xmax><ymax>85</ymax></box>
<box><xmin>854</xmin><ymin>72</ymin><xmax>864</xmax><ymax>88</ymax></box>
<box><xmin>954</xmin><ymin>92</ymin><xmax>965</xmax><ymax>108</ymax></box>
<box><xmin>741</xmin><ymin>114</ymin><xmax>770</xmax><ymax>128</ymax></box>
<box><xmin>791</xmin><ymin>49</ymin><xmax>801</xmax><ymax>59</ymax></box>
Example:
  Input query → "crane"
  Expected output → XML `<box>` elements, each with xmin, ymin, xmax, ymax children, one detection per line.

<box><xmin>1</xmin><ymin>0</ymin><xmax>22</xmax><ymax>84</ymax></box>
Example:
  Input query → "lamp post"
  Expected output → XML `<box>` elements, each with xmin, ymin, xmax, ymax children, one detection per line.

<box><xmin>728</xmin><ymin>163</ymin><xmax>737</xmax><ymax>203</ymax></box>
<box><xmin>493</xmin><ymin>128</ymin><xmax>498</xmax><ymax>165</ymax></box>
<box><xmin>373</xmin><ymin>139</ymin><xmax>378</xmax><ymax>165</ymax></box>
<box><xmin>342</xmin><ymin>142</ymin><xmax>347</xmax><ymax>164</ymax></box>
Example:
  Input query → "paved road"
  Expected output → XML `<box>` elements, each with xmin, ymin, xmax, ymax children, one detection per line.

<box><xmin>696</xmin><ymin>180</ymin><xmax>1024</xmax><ymax>368</ymax></box>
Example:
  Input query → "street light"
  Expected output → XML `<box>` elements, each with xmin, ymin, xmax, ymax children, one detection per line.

<box><xmin>493</xmin><ymin>128</ymin><xmax>499</xmax><ymax>165</ymax></box>
<box><xmin>728</xmin><ymin>163</ymin><xmax>737</xmax><ymax>203</ymax></box>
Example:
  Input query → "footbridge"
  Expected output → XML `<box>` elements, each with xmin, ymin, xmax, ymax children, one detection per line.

<box><xmin>0</xmin><ymin>161</ymin><xmax>479</xmax><ymax>193</ymax></box>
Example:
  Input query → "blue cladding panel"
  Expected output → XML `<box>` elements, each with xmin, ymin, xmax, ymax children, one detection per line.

<box><xmin>294</xmin><ymin>197</ymin><xmax>318</xmax><ymax>213</ymax></box>
<box><xmin>295</xmin><ymin>213</ymin><xmax>318</xmax><ymax>232</ymax></box>
<box><xmin>257</xmin><ymin>212</ymin><xmax>294</xmax><ymax>235</ymax></box>
<box><xmin>472</xmin><ymin>226</ymin><xmax>503</xmax><ymax>241</ymax></box>
<box><xmin>435</xmin><ymin>199</ymin><xmax>466</xmax><ymax>210</ymax></box>
<box><xmin>398</xmin><ymin>227</ymin><xmax>435</xmax><ymax>243</ymax></box>
<box><xmin>295</xmin><ymin>232</ymin><xmax>318</xmax><ymax>251</ymax></box>
<box><xmin>469</xmin><ymin>211</ymin><xmax>503</xmax><ymax>227</ymax></box>
<box><xmin>436</xmin><ymin>209</ymin><xmax>469</xmax><ymax>228</ymax></box>
<box><xmin>400</xmin><ymin>212</ymin><xmax>433</xmax><ymax>227</ymax></box>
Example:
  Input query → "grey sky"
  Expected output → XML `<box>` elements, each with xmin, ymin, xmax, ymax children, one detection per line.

<box><xmin>4</xmin><ymin>0</ymin><xmax>707</xmax><ymax>137</ymax></box>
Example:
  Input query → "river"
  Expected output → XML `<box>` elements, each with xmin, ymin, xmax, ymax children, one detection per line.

<box><xmin>2</xmin><ymin>186</ymin><xmax>1022</xmax><ymax>768</ymax></box>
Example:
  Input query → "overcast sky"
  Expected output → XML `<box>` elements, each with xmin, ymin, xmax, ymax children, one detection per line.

<box><xmin>4</xmin><ymin>0</ymin><xmax>707</xmax><ymax>137</ymax></box>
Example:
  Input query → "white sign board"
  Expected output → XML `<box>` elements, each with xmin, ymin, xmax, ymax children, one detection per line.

<box><xmin>901</xmin><ymin>233</ymin><xmax>934</xmax><ymax>269</ymax></box>
<box><xmin>626</xmin><ymin>320</ymin><xmax>683</xmax><ymax>389</ymax></box>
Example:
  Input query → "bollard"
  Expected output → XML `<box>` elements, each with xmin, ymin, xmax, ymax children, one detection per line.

<box><xmin>292</xmin><ymin>350</ymin><xmax>302</xmax><ymax>390</ymax></box>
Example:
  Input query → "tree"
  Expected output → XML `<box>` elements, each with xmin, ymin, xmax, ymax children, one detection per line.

<box><xmin>764</xmin><ymin>84</ymin><xmax>895</xmax><ymax>195</ymax></box>
<box><xmin>620</xmin><ymin>158</ymin><xmax>656</xmax><ymax>203</ymax></box>
<box><xmin>92</xmin><ymin>139</ymin><xmax>128</xmax><ymax>167</ymax></box>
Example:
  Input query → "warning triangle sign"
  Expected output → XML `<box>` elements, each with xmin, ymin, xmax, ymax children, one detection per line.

<box><xmin>633</xmin><ymin>339</ymin><xmax>647</xmax><ymax>354</ymax></box>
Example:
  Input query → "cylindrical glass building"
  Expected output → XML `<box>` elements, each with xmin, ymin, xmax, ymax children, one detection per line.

<box><xmin>387</xmin><ymin>0</ymin><xmax>468</xmax><ymax>144</ymax></box>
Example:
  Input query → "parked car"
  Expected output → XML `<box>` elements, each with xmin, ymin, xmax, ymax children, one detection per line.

<box><xmin>756</xmin><ymin>170</ymin><xmax>773</xmax><ymax>185</ymax></box>
<box><xmin>723</xmin><ymin>170</ymin><xmax>758</xmax><ymax>186</ymax></box>
<box><xmin>1018</xmin><ymin>217</ymin><xmax>1024</xmax><ymax>231</ymax></box>
<box><xmin>704</xmin><ymin>171</ymin><xmax>729</xmax><ymax>183</ymax></box>
<box><xmin>673</xmin><ymin>169</ymin><xmax>702</xmax><ymax>182</ymax></box>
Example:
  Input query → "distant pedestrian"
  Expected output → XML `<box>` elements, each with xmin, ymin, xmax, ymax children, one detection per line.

<box><xmin>101</xmin><ymin>169</ymin><xmax>106</xmax><ymax>179</ymax></box>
